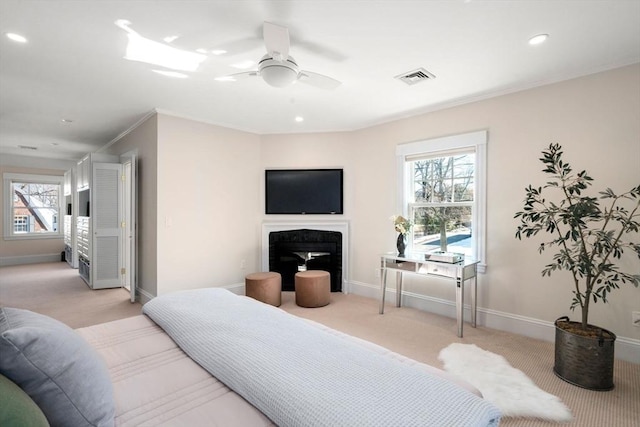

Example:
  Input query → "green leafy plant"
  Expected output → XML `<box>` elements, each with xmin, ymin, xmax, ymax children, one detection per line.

<box><xmin>515</xmin><ymin>143</ymin><xmax>640</xmax><ymax>331</ymax></box>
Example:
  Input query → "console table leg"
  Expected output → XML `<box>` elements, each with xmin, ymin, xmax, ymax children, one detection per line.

<box><xmin>456</xmin><ymin>278</ymin><xmax>464</xmax><ymax>337</ymax></box>
<box><xmin>471</xmin><ymin>275</ymin><xmax>477</xmax><ymax>328</ymax></box>
<box><xmin>379</xmin><ymin>267</ymin><xmax>387</xmax><ymax>314</ymax></box>
<box><xmin>396</xmin><ymin>271</ymin><xmax>403</xmax><ymax>307</ymax></box>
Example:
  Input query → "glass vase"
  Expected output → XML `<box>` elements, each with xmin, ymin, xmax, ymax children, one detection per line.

<box><xmin>396</xmin><ymin>233</ymin><xmax>406</xmax><ymax>257</ymax></box>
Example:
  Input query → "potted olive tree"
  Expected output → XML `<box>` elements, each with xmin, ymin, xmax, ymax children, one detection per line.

<box><xmin>514</xmin><ymin>143</ymin><xmax>640</xmax><ymax>390</ymax></box>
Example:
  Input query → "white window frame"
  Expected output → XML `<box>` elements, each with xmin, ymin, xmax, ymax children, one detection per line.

<box><xmin>396</xmin><ymin>130</ymin><xmax>487</xmax><ymax>272</ymax></box>
<box><xmin>3</xmin><ymin>173</ymin><xmax>64</xmax><ymax>240</ymax></box>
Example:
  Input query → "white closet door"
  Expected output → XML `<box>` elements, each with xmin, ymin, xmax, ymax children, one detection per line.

<box><xmin>121</xmin><ymin>153</ymin><xmax>136</xmax><ymax>302</ymax></box>
<box><xmin>92</xmin><ymin>162</ymin><xmax>123</xmax><ymax>289</ymax></box>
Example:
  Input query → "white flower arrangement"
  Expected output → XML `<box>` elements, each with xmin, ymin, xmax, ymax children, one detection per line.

<box><xmin>390</xmin><ymin>215</ymin><xmax>413</xmax><ymax>235</ymax></box>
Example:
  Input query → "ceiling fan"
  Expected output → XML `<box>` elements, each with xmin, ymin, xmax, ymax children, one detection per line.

<box><xmin>216</xmin><ymin>22</ymin><xmax>341</xmax><ymax>89</ymax></box>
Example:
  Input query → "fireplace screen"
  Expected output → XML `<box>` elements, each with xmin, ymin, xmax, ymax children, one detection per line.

<box><xmin>269</xmin><ymin>229</ymin><xmax>342</xmax><ymax>292</ymax></box>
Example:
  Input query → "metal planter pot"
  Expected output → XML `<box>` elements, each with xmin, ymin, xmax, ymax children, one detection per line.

<box><xmin>553</xmin><ymin>316</ymin><xmax>616</xmax><ymax>391</ymax></box>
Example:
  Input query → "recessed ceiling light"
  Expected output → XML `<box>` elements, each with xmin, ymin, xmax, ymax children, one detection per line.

<box><xmin>152</xmin><ymin>69</ymin><xmax>188</xmax><ymax>78</ymax></box>
<box><xmin>295</xmin><ymin>116</ymin><xmax>304</xmax><ymax>123</ymax></box>
<box><xmin>529</xmin><ymin>34</ymin><xmax>549</xmax><ymax>45</ymax></box>
<box><xmin>211</xmin><ymin>49</ymin><xmax>227</xmax><ymax>55</ymax></box>
<box><xmin>6</xmin><ymin>32</ymin><xmax>27</xmax><ymax>43</ymax></box>
<box><xmin>61</xmin><ymin>118</ymin><xmax>73</xmax><ymax>123</ymax></box>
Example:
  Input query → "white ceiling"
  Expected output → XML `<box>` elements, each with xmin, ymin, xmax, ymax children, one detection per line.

<box><xmin>1</xmin><ymin>0</ymin><xmax>639</xmax><ymax>162</ymax></box>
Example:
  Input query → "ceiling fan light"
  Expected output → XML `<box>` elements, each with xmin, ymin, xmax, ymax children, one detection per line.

<box><xmin>261</xmin><ymin>65</ymin><xmax>298</xmax><ymax>87</ymax></box>
<box><xmin>258</xmin><ymin>55</ymin><xmax>299</xmax><ymax>87</ymax></box>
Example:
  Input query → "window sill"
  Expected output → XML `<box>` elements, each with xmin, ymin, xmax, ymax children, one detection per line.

<box><xmin>3</xmin><ymin>234</ymin><xmax>63</xmax><ymax>241</ymax></box>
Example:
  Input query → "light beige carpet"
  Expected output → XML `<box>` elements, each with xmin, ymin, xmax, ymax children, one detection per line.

<box><xmin>0</xmin><ymin>262</ymin><xmax>142</xmax><ymax>328</ymax></box>
<box><xmin>1</xmin><ymin>262</ymin><xmax>638</xmax><ymax>426</ymax></box>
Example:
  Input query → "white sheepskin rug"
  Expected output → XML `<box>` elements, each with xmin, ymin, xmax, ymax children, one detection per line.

<box><xmin>438</xmin><ymin>343</ymin><xmax>572</xmax><ymax>422</ymax></box>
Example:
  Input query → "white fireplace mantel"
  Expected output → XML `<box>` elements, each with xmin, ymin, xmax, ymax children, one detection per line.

<box><xmin>261</xmin><ymin>220</ymin><xmax>350</xmax><ymax>293</ymax></box>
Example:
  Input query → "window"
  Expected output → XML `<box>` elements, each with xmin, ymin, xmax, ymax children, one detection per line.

<box><xmin>396</xmin><ymin>131</ymin><xmax>487</xmax><ymax>271</ymax></box>
<box><xmin>14</xmin><ymin>215</ymin><xmax>28</xmax><ymax>232</ymax></box>
<box><xmin>3</xmin><ymin>173</ymin><xmax>63</xmax><ymax>240</ymax></box>
<box><xmin>409</xmin><ymin>151</ymin><xmax>475</xmax><ymax>255</ymax></box>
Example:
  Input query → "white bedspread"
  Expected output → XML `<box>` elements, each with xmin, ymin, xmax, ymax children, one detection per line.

<box><xmin>143</xmin><ymin>288</ymin><xmax>501</xmax><ymax>427</ymax></box>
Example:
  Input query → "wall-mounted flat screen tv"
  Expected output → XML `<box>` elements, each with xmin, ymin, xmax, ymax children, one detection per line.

<box><xmin>265</xmin><ymin>169</ymin><xmax>343</xmax><ymax>214</ymax></box>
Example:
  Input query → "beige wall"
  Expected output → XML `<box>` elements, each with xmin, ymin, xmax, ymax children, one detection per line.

<box><xmin>0</xmin><ymin>165</ymin><xmax>66</xmax><ymax>262</ymax></box>
<box><xmin>103</xmin><ymin>114</ymin><xmax>159</xmax><ymax>297</ymax></box>
<box><xmin>156</xmin><ymin>114</ymin><xmax>261</xmax><ymax>295</ymax></box>
<box><xmin>260</xmin><ymin>131</ymin><xmax>355</xmax><ymax>220</ymax></box>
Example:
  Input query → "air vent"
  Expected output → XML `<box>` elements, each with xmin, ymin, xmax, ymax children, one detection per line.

<box><xmin>395</xmin><ymin>68</ymin><xmax>436</xmax><ymax>85</ymax></box>
<box><xmin>18</xmin><ymin>145</ymin><xmax>38</xmax><ymax>150</ymax></box>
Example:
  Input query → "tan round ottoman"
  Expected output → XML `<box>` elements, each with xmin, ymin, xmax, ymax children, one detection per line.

<box><xmin>245</xmin><ymin>272</ymin><xmax>282</xmax><ymax>307</ymax></box>
<box><xmin>295</xmin><ymin>270</ymin><xmax>330</xmax><ymax>308</ymax></box>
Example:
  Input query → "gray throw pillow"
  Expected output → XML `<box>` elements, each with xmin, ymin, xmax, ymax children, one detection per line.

<box><xmin>0</xmin><ymin>307</ymin><xmax>115</xmax><ymax>427</ymax></box>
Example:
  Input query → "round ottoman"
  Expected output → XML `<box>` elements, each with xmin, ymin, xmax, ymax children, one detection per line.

<box><xmin>295</xmin><ymin>270</ymin><xmax>330</xmax><ymax>308</ymax></box>
<box><xmin>245</xmin><ymin>272</ymin><xmax>282</xmax><ymax>307</ymax></box>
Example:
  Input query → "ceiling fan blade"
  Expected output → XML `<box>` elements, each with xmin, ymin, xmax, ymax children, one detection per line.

<box><xmin>298</xmin><ymin>71</ymin><xmax>342</xmax><ymax>90</ymax></box>
<box><xmin>263</xmin><ymin>22</ymin><xmax>290</xmax><ymax>61</ymax></box>
<box><xmin>214</xmin><ymin>71</ymin><xmax>258</xmax><ymax>82</ymax></box>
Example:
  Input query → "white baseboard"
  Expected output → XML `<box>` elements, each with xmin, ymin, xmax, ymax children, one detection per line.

<box><xmin>0</xmin><ymin>254</ymin><xmax>62</xmax><ymax>267</ymax></box>
<box><xmin>135</xmin><ymin>282</ymin><xmax>245</xmax><ymax>305</ymax></box>
<box><xmin>224</xmin><ymin>282</ymin><xmax>245</xmax><ymax>295</ymax></box>
<box><xmin>136</xmin><ymin>287</ymin><xmax>155</xmax><ymax>305</ymax></box>
<box><xmin>348</xmin><ymin>280</ymin><xmax>640</xmax><ymax>364</ymax></box>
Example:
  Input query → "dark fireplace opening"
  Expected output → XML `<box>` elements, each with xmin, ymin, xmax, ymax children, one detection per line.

<box><xmin>269</xmin><ymin>229</ymin><xmax>342</xmax><ymax>292</ymax></box>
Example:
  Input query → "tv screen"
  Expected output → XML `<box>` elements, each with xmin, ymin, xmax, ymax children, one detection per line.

<box><xmin>265</xmin><ymin>169</ymin><xmax>343</xmax><ymax>214</ymax></box>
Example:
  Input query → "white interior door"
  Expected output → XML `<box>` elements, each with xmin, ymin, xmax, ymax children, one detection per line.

<box><xmin>121</xmin><ymin>152</ymin><xmax>137</xmax><ymax>302</ymax></box>
<box><xmin>92</xmin><ymin>162</ymin><xmax>123</xmax><ymax>289</ymax></box>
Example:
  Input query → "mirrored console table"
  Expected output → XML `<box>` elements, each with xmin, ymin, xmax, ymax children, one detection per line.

<box><xmin>379</xmin><ymin>252</ymin><xmax>480</xmax><ymax>337</ymax></box>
